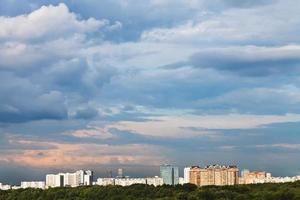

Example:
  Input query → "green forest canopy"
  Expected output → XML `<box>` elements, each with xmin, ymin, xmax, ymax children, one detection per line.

<box><xmin>0</xmin><ymin>181</ymin><xmax>300</xmax><ymax>200</ymax></box>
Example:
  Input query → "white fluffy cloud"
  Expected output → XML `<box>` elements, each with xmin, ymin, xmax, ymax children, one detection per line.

<box><xmin>0</xmin><ymin>3</ymin><xmax>123</xmax><ymax>70</ymax></box>
<box><xmin>0</xmin><ymin>3</ymin><xmax>106</xmax><ymax>40</ymax></box>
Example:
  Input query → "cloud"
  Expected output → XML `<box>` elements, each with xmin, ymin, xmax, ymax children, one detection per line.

<box><xmin>0</xmin><ymin>36</ymin><xmax>87</xmax><ymax>70</ymax></box>
<box><xmin>255</xmin><ymin>143</ymin><xmax>300</xmax><ymax>150</ymax></box>
<box><xmin>194</xmin><ymin>85</ymin><xmax>300</xmax><ymax>114</ymax></box>
<box><xmin>141</xmin><ymin>0</ymin><xmax>300</xmax><ymax>45</ymax></box>
<box><xmin>0</xmin><ymin>3</ymin><xmax>108</xmax><ymax>41</ymax></box>
<box><xmin>0</xmin><ymin>136</ymin><xmax>167</xmax><ymax>168</ymax></box>
<box><xmin>64</xmin><ymin>127</ymin><xmax>114</xmax><ymax>139</ymax></box>
<box><xmin>186</xmin><ymin>45</ymin><xmax>300</xmax><ymax>77</ymax></box>
<box><xmin>73</xmin><ymin>107</ymin><xmax>99</xmax><ymax>119</ymax></box>
<box><xmin>220</xmin><ymin>0</ymin><xmax>277</xmax><ymax>8</ymax></box>
<box><xmin>0</xmin><ymin>3</ymin><xmax>122</xmax><ymax>70</ymax></box>
<box><xmin>110</xmin><ymin>113</ymin><xmax>300</xmax><ymax>137</ymax></box>
<box><xmin>0</xmin><ymin>72</ymin><xmax>67</xmax><ymax>123</ymax></box>
<box><xmin>0</xmin><ymin>4</ymin><xmax>122</xmax><ymax>123</ymax></box>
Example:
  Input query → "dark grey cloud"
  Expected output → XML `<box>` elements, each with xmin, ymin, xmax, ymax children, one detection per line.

<box><xmin>0</xmin><ymin>72</ymin><xmax>68</xmax><ymax>123</ymax></box>
<box><xmin>189</xmin><ymin>49</ymin><xmax>300</xmax><ymax>77</ymax></box>
<box><xmin>222</xmin><ymin>0</ymin><xmax>277</xmax><ymax>8</ymax></box>
<box><xmin>163</xmin><ymin>46</ymin><xmax>300</xmax><ymax>77</ymax></box>
<box><xmin>74</xmin><ymin>107</ymin><xmax>99</xmax><ymax>120</ymax></box>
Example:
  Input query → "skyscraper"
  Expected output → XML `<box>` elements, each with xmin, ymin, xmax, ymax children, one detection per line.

<box><xmin>160</xmin><ymin>164</ymin><xmax>179</xmax><ymax>186</ymax></box>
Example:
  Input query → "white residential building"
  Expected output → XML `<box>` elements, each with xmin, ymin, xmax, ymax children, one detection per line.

<box><xmin>21</xmin><ymin>181</ymin><xmax>45</xmax><ymax>189</ymax></box>
<box><xmin>84</xmin><ymin>170</ymin><xmax>93</xmax><ymax>186</ymax></box>
<box><xmin>239</xmin><ymin>170</ymin><xmax>300</xmax><ymax>185</ymax></box>
<box><xmin>96</xmin><ymin>178</ymin><xmax>115</xmax><ymax>186</ymax></box>
<box><xmin>146</xmin><ymin>176</ymin><xmax>163</xmax><ymax>187</ymax></box>
<box><xmin>0</xmin><ymin>183</ymin><xmax>11</xmax><ymax>190</ymax></box>
<box><xmin>46</xmin><ymin>174</ymin><xmax>64</xmax><ymax>188</ymax></box>
<box><xmin>96</xmin><ymin>177</ymin><xmax>163</xmax><ymax>187</ymax></box>
<box><xmin>76</xmin><ymin>170</ymin><xmax>85</xmax><ymax>186</ymax></box>
<box><xmin>184</xmin><ymin>167</ymin><xmax>191</xmax><ymax>184</ymax></box>
<box><xmin>179</xmin><ymin>177</ymin><xmax>185</xmax><ymax>185</ymax></box>
<box><xmin>75</xmin><ymin>170</ymin><xmax>93</xmax><ymax>186</ymax></box>
<box><xmin>12</xmin><ymin>186</ymin><xmax>21</xmax><ymax>190</ymax></box>
<box><xmin>115</xmin><ymin>178</ymin><xmax>147</xmax><ymax>186</ymax></box>
<box><xmin>46</xmin><ymin>170</ymin><xmax>93</xmax><ymax>188</ymax></box>
<box><xmin>63</xmin><ymin>173</ymin><xmax>77</xmax><ymax>187</ymax></box>
<box><xmin>266</xmin><ymin>176</ymin><xmax>300</xmax><ymax>183</ymax></box>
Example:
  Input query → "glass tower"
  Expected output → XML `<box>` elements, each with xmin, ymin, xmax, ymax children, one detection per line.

<box><xmin>160</xmin><ymin>164</ymin><xmax>179</xmax><ymax>185</ymax></box>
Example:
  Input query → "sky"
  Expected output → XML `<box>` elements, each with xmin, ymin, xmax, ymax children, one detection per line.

<box><xmin>1</xmin><ymin>0</ymin><xmax>300</xmax><ymax>184</ymax></box>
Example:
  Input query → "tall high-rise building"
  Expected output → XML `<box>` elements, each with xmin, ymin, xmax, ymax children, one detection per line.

<box><xmin>160</xmin><ymin>164</ymin><xmax>179</xmax><ymax>186</ymax></box>
<box><xmin>189</xmin><ymin>165</ymin><xmax>239</xmax><ymax>186</ymax></box>
<box><xmin>107</xmin><ymin>170</ymin><xmax>113</xmax><ymax>178</ymax></box>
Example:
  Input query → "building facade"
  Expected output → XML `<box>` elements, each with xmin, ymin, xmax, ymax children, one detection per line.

<box><xmin>46</xmin><ymin>174</ymin><xmax>64</xmax><ymax>188</ymax></box>
<box><xmin>96</xmin><ymin>177</ymin><xmax>163</xmax><ymax>187</ymax></box>
<box><xmin>96</xmin><ymin>178</ymin><xmax>115</xmax><ymax>186</ymax></box>
<box><xmin>184</xmin><ymin>167</ymin><xmax>191</xmax><ymax>184</ymax></box>
<box><xmin>240</xmin><ymin>171</ymin><xmax>266</xmax><ymax>184</ymax></box>
<box><xmin>146</xmin><ymin>176</ymin><xmax>163</xmax><ymax>187</ymax></box>
<box><xmin>0</xmin><ymin>183</ymin><xmax>11</xmax><ymax>190</ymax></box>
<box><xmin>179</xmin><ymin>177</ymin><xmax>185</xmax><ymax>185</ymax></box>
<box><xmin>21</xmin><ymin>181</ymin><xmax>45</xmax><ymax>189</ymax></box>
<box><xmin>160</xmin><ymin>164</ymin><xmax>179</xmax><ymax>185</ymax></box>
<box><xmin>189</xmin><ymin>165</ymin><xmax>239</xmax><ymax>186</ymax></box>
<box><xmin>46</xmin><ymin>170</ymin><xmax>93</xmax><ymax>188</ymax></box>
<box><xmin>115</xmin><ymin>178</ymin><xmax>147</xmax><ymax>186</ymax></box>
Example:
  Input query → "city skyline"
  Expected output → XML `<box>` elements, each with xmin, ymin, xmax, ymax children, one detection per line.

<box><xmin>1</xmin><ymin>0</ymin><xmax>300</xmax><ymax>185</ymax></box>
<box><xmin>1</xmin><ymin>164</ymin><xmax>300</xmax><ymax>189</ymax></box>
<box><xmin>1</xmin><ymin>163</ymin><xmax>299</xmax><ymax>186</ymax></box>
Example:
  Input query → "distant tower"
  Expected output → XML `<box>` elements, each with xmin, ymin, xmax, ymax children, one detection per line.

<box><xmin>241</xmin><ymin>169</ymin><xmax>250</xmax><ymax>177</ymax></box>
<box><xmin>160</xmin><ymin>164</ymin><xmax>179</xmax><ymax>186</ymax></box>
<box><xmin>107</xmin><ymin>170</ymin><xmax>113</xmax><ymax>178</ymax></box>
<box><xmin>117</xmin><ymin>168</ymin><xmax>123</xmax><ymax>178</ymax></box>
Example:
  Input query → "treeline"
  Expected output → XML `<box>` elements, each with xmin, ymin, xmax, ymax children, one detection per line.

<box><xmin>1</xmin><ymin>181</ymin><xmax>300</xmax><ymax>200</ymax></box>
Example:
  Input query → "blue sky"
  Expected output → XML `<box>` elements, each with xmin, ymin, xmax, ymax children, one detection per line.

<box><xmin>1</xmin><ymin>0</ymin><xmax>300</xmax><ymax>184</ymax></box>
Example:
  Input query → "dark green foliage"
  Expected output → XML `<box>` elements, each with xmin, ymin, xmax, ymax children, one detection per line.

<box><xmin>0</xmin><ymin>182</ymin><xmax>300</xmax><ymax>200</ymax></box>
